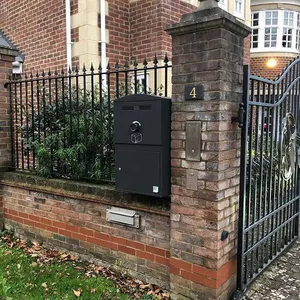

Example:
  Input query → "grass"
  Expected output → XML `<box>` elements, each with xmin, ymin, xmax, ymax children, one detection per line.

<box><xmin>0</xmin><ymin>241</ymin><xmax>152</xmax><ymax>300</ymax></box>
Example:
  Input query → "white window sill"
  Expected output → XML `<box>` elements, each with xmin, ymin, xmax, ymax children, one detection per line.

<box><xmin>251</xmin><ymin>48</ymin><xmax>300</xmax><ymax>54</ymax></box>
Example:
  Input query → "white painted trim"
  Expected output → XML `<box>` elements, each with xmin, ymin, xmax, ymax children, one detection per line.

<box><xmin>100</xmin><ymin>0</ymin><xmax>107</xmax><ymax>89</ymax></box>
<box><xmin>65</xmin><ymin>0</ymin><xmax>72</xmax><ymax>69</ymax></box>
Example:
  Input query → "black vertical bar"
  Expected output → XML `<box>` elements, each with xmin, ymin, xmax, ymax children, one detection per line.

<box><xmin>36</xmin><ymin>72</ymin><xmax>41</xmax><ymax>143</ymax></box>
<box><xmin>134</xmin><ymin>57</ymin><xmax>138</xmax><ymax>94</ymax></box>
<box><xmin>25</xmin><ymin>74</ymin><xmax>29</xmax><ymax>169</ymax></box>
<box><xmin>107</xmin><ymin>63</ymin><xmax>112</xmax><ymax>180</ymax></box>
<box><xmin>98</xmin><ymin>64</ymin><xmax>104</xmax><ymax>179</ymax></box>
<box><xmin>54</xmin><ymin>69</ymin><xmax>59</xmax><ymax>172</ymax></box>
<box><xmin>30</xmin><ymin>72</ymin><xmax>35</xmax><ymax>170</ymax></box>
<box><xmin>257</xmin><ymin>82</ymin><xmax>266</xmax><ymax>270</ymax></box>
<box><xmin>83</xmin><ymin>64</ymin><xmax>87</xmax><ymax>177</ymax></box>
<box><xmin>263</xmin><ymin>83</ymin><xmax>271</xmax><ymax>263</ymax></box>
<box><xmin>143</xmin><ymin>59</ymin><xmax>147</xmax><ymax>94</ymax></box>
<box><xmin>75</xmin><ymin>65</ymin><xmax>79</xmax><ymax>146</ymax></box>
<box><xmin>268</xmin><ymin>83</ymin><xmax>277</xmax><ymax>259</ymax></box>
<box><xmin>68</xmin><ymin>66</ymin><xmax>73</xmax><ymax>148</ymax></box>
<box><xmin>61</xmin><ymin>68</ymin><xmax>66</xmax><ymax>151</ymax></box>
<box><xmin>115</xmin><ymin>62</ymin><xmax>119</xmax><ymax>98</ymax></box>
<box><xmin>164</xmin><ymin>54</ymin><xmax>169</xmax><ymax>97</ymax></box>
<box><xmin>8</xmin><ymin>79</ymin><xmax>15</xmax><ymax>168</ymax></box>
<box><xmin>14</xmin><ymin>81</ymin><xmax>19</xmax><ymax>169</ymax></box>
<box><xmin>154</xmin><ymin>55</ymin><xmax>158</xmax><ymax>95</ymax></box>
<box><xmin>19</xmin><ymin>81</ymin><xmax>24</xmax><ymax>169</ymax></box>
<box><xmin>48</xmin><ymin>69</ymin><xmax>53</xmax><ymax>173</ymax></box>
<box><xmin>251</xmin><ymin>79</ymin><xmax>260</xmax><ymax>277</ymax></box>
<box><xmin>90</xmin><ymin>64</ymin><xmax>95</xmax><ymax>175</ymax></box>
<box><xmin>42</xmin><ymin>70</ymin><xmax>46</xmax><ymax>139</ymax></box>
<box><xmin>236</xmin><ymin>65</ymin><xmax>250</xmax><ymax>291</ymax></box>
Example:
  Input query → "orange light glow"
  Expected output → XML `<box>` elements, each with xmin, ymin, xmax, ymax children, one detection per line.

<box><xmin>266</xmin><ymin>58</ymin><xmax>277</xmax><ymax>68</ymax></box>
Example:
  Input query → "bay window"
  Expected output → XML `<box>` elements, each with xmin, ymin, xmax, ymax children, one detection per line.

<box><xmin>251</xmin><ymin>10</ymin><xmax>300</xmax><ymax>53</ymax></box>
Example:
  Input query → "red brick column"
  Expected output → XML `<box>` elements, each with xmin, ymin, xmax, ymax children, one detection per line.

<box><xmin>166</xmin><ymin>6</ymin><xmax>251</xmax><ymax>300</ymax></box>
<box><xmin>0</xmin><ymin>46</ymin><xmax>18</xmax><ymax>229</ymax></box>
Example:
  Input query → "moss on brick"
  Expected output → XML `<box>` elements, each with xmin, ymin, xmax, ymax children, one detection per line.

<box><xmin>0</xmin><ymin>172</ymin><xmax>170</xmax><ymax>215</ymax></box>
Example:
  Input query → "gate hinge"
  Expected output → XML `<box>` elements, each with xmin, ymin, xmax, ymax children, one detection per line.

<box><xmin>232</xmin><ymin>103</ymin><xmax>245</xmax><ymax>128</ymax></box>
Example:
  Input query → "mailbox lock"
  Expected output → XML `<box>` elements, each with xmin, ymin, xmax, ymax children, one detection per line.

<box><xmin>130</xmin><ymin>121</ymin><xmax>141</xmax><ymax>132</ymax></box>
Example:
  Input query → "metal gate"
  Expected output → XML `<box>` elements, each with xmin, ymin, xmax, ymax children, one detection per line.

<box><xmin>234</xmin><ymin>61</ymin><xmax>300</xmax><ymax>299</ymax></box>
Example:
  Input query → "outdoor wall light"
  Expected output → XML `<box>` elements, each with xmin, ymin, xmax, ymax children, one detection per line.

<box><xmin>266</xmin><ymin>58</ymin><xmax>277</xmax><ymax>69</ymax></box>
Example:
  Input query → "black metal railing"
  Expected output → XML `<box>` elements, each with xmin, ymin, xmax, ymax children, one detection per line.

<box><xmin>7</xmin><ymin>55</ymin><xmax>172</xmax><ymax>183</ymax></box>
<box><xmin>235</xmin><ymin>58</ymin><xmax>300</xmax><ymax>299</ymax></box>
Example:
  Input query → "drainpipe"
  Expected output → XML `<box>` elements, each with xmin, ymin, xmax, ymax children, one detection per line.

<box><xmin>65</xmin><ymin>0</ymin><xmax>72</xmax><ymax>69</ymax></box>
<box><xmin>100</xmin><ymin>0</ymin><xmax>107</xmax><ymax>89</ymax></box>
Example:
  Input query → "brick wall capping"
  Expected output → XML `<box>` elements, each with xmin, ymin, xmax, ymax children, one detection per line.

<box><xmin>0</xmin><ymin>46</ymin><xmax>19</xmax><ymax>59</ymax></box>
<box><xmin>165</xmin><ymin>7</ymin><xmax>251</xmax><ymax>38</ymax></box>
<box><xmin>0</xmin><ymin>172</ymin><xmax>170</xmax><ymax>216</ymax></box>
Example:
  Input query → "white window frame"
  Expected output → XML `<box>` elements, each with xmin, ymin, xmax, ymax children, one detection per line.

<box><xmin>251</xmin><ymin>12</ymin><xmax>260</xmax><ymax>49</ymax></box>
<box><xmin>264</xmin><ymin>10</ymin><xmax>279</xmax><ymax>48</ymax></box>
<box><xmin>251</xmin><ymin>10</ymin><xmax>300</xmax><ymax>54</ymax></box>
<box><xmin>133</xmin><ymin>72</ymin><xmax>150</xmax><ymax>94</ymax></box>
<box><xmin>218</xmin><ymin>0</ymin><xmax>228</xmax><ymax>11</ymax></box>
<box><xmin>296</xmin><ymin>14</ymin><xmax>300</xmax><ymax>50</ymax></box>
<box><xmin>233</xmin><ymin>0</ymin><xmax>245</xmax><ymax>20</ymax></box>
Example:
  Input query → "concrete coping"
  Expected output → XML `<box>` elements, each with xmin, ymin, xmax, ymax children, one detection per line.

<box><xmin>165</xmin><ymin>7</ymin><xmax>251</xmax><ymax>38</ymax></box>
<box><xmin>0</xmin><ymin>171</ymin><xmax>170</xmax><ymax>216</ymax></box>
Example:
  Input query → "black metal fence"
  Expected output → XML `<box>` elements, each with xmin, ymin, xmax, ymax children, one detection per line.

<box><xmin>7</xmin><ymin>55</ymin><xmax>171</xmax><ymax>183</ymax></box>
<box><xmin>235</xmin><ymin>61</ymin><xmax>300</xmax><ymax>298</ymax></box>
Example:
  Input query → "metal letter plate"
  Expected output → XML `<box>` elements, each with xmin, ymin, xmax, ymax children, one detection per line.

<box><xmin>186</xmin><ymin>121</ymin><xmax>201</xmax><ymax>161</ymax></box>
<box><xmin>186</xmin><ymin>169</ymin><xmax>198</xmax><ymax>190</ymax></box>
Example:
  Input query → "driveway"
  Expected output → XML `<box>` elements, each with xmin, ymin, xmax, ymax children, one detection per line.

<box><xmin>248</xmin><ymin>240</ymin><xmax>300</xmax><ymax>300</ymax></box>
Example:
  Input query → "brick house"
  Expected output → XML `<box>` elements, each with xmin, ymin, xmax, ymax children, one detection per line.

<box><xmin>250</xmin><ymin>0</ymin><xmax>300</xmax><ymax>78</ymax></box>
<box><xmin>0</xmin><ymin>0</ymin><xmax>251</xmax><ymax>74</ymax></box>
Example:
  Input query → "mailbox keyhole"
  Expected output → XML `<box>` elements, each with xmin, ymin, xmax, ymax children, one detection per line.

<box><xmin>130</xmin><ymin>121</ymin><xmax>141</xmax><ymax>132</ymax></box>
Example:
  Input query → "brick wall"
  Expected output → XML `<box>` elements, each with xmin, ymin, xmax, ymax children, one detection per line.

<box><xmin>251</xmin><ymin>56</ymin><xmax>294</xmax><ymax>79</ymax></box>
<box><xmin>129</xmin><ymin>0</ymin><xmax>196</xmax><ymax>62</ymax></box>
<box><xmin>243</xmin><ymin>35</ymin><xmax>251</xmax><ymax>65</ymax></box>
<box><xmin>1</xmin><ymin>173</ymin><xmax>171</xmax><ymax>288</ymax></box>
<box><xmin>0</xmin><ymin>0</ymin><xmax>67</xmax><ymax>72</ymax></box>
<box><xmin>0</xmin><ymin>46</ymin><xmax>19</xmax><ymax>229</ymax></box>
<box><xmin>101</xmin><ymin>0</ymin><xmax>130</xmax><ymax>65</ymax></box>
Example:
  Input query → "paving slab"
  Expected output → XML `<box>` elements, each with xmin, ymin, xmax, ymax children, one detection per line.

<box><xmin>247</xmin><ymin>240</ymin><xmax>300</xmax><ymax>300</ymax></box>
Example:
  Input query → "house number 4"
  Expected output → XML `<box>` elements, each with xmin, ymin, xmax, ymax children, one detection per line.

<box><xmin>184</xmin><ymin>85</ymin><xmax>204</xmax><ymax>101</ymax></box>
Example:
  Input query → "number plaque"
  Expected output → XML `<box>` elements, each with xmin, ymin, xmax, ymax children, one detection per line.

<box><xmin>184</xmin><ymin>85</ymin><xmax>204</xmax><ymax>100</ymax></box>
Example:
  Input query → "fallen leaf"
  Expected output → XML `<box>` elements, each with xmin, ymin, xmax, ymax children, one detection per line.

<box><xmin>31</xmin><ymin>262</ymin><xmax>38</xmax><ymax>267</ymax></box>
<box><xmin>94</xmin><ymin>266</ymin><xmax>103</xmax><ymax>274</ymax></box>
<box><xmin>73</xmin><ymin>289</ymin><xmax>81</xmax><ymax>297</ymax></box>
<box><xmin>3</xmin><ymin>250</ymin><xmax>12</xmax><ymax>256</ymax></box>
<box><xmin>41</xmin><ymin>282</ymin><xmax>47</xmax><ymax>288</ymax></box>
<box><xmin>90</xmin><ymin>288</ymin><xmax>96</xmax><ymax>294</ymax></box>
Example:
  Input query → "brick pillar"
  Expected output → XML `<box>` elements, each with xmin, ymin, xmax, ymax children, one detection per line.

<box><xmin>166</xmin><ymin>6</ymin><xmax>251</xmax><ymax>300</ymax></box>
<box><xmin>0</xmin><ymin>46</ymin><xmax>18</xmax><ymax>229</ymax></box>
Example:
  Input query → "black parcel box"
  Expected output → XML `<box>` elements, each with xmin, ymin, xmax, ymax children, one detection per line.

<box><xmin>114</xmin><ymin>94</ymin><xmax>171</xmax><ymax>197</ymax></box>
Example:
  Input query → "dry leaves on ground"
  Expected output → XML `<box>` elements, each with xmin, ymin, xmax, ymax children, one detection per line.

<box><xmin>0</xmin><ymin>233</ymin><xmax>170</xmax><ymax>299</ymax></box>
